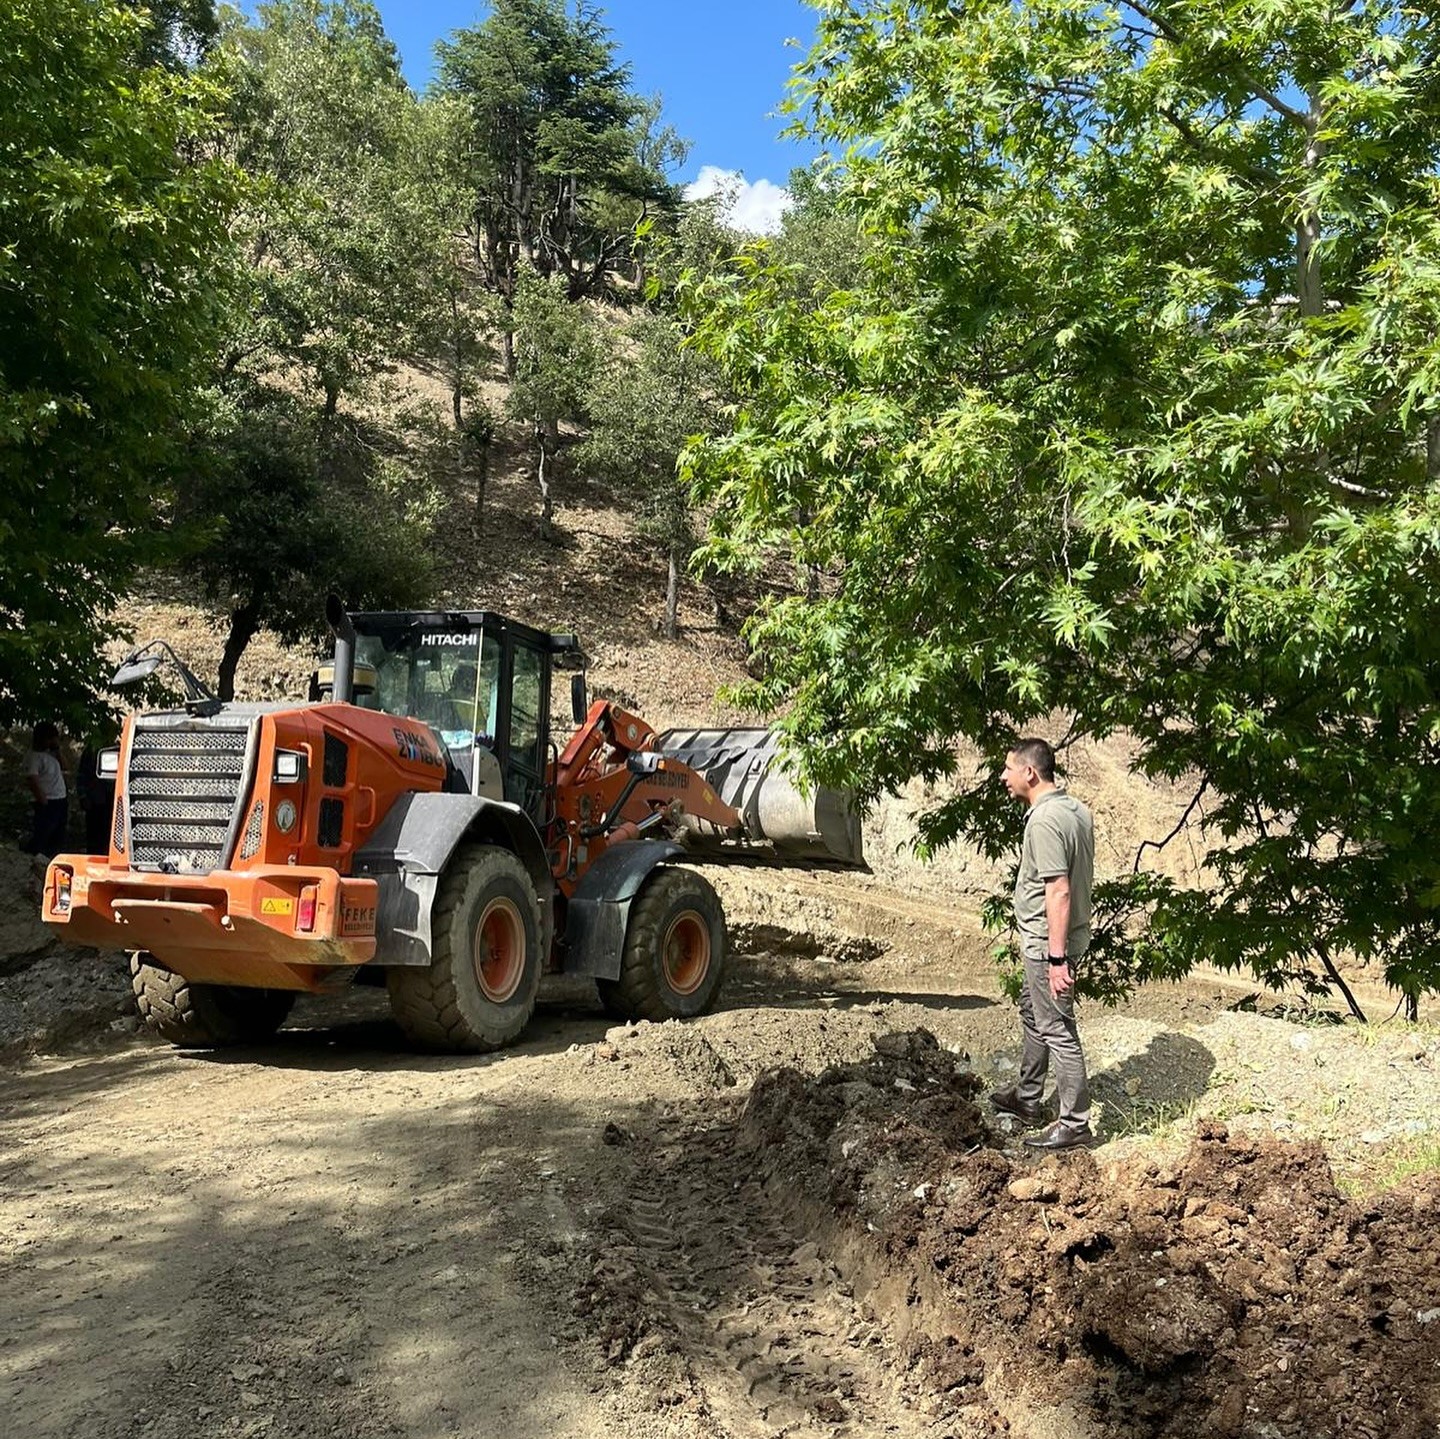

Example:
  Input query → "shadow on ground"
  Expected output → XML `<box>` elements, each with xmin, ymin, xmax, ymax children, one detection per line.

<box><xmin>1090</xmin><ymin>1029</ymin><xmax>1217</xmax><ymax>1139</ymax></box>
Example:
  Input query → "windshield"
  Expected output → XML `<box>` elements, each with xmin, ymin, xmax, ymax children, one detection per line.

<box><xmin>354</xmin><ymin>632</ymin><xmax>501</xmax><ymax>754</ymax></box>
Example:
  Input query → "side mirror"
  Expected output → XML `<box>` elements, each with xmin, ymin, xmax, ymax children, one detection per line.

<box><xmin>111</xmin><ymin>653</ymin><xmax>163</xmax><ymax>688</ymax></box>
<box><xmin>571</xmin><ymin>672</ymin><xmax>588</xmax><ymax>724</ymax></box>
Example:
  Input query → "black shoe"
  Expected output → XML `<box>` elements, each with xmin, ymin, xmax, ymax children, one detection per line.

<box><xmin>1023</xmin><ymin>1122</ymin><xmax>1097</xmax><ymax>1152</ymax></box>
<box><xmin>989</xmin><ymin>1088</ymin><xmax>1043</xmax><ymax>1125</ymax></box>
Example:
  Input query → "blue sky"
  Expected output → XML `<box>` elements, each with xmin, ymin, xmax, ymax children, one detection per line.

<box><xmin>372</xmin><ymin>1</ymin><xmax>822</xmax><ymax>230</ymax></box>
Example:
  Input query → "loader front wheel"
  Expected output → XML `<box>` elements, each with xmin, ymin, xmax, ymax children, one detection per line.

<box><xmin>130</xmin><ymin>954</ymin><xmax>295</xmax><ymax>1048</ymax></box>
<box><xmin>598</xmin><ymin>867</ymin><xmax>728</xmax><ymax>1023</ymax></box>
<box><xmin>387</xmin><ymin>844</ymin><xmax>542</xmax><ymax>1053</ymax></box>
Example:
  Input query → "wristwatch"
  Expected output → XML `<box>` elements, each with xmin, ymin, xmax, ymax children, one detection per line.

<box><xmin>1047</xmin><ymin>952</ymin><xmax>1069</xmax><ymax>966</ymax></box>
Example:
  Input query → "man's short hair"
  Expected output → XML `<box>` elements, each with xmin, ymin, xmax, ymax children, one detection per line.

<box><xmin>1010</xmin><ymin>737</ymin><xmax>1056</xmax><ymax>782</ymax></box>
<box><xmin>33</xmin><ymin>721</ymin><xmax>59</xmax><ymax>749</ymax></box>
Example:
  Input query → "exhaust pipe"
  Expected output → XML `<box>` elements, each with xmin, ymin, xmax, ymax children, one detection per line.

<box><xmin>325</xmin><ymin>594</ymin><xmax>357</xmax><ymax>705</ymax></box>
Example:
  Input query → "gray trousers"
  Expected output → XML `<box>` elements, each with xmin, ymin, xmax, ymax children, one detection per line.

<box><xmin>1016</xmin><ymin>943</ymin><xmax>1092</xmax><ymax>1129</ymax></box>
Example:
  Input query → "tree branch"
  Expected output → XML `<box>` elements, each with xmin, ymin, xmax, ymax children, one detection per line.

<box><xmin>1159</xmin><ymin>106</ymin><xmax>1280</xmax><ymax>191</ymax></box>
<box><xmin>1134</xmin><ymin>774</ymin><xmax>1210</xmax><ymax>872</ymax></box>
<box><xmin>1327</xmin><ymin>474</ymin><xmax>1392</xmax><ymax>502</ymax></box>
<box><xmin>1128</xmin><ymin>2</ymin><xmax>1308</xmax><ymax>125</ymax></box>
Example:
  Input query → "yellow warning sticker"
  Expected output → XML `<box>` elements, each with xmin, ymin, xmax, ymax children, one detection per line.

<box><xmin>260</xmin><ymin>897</ymin><xmax>294</xmax><ymax>916</ymax></box>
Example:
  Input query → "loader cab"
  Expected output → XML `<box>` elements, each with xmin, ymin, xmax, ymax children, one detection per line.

<box><xmin>340</xmin><ymin>611</ymin><xmax>582</xmax><ymax>824</ymax></box>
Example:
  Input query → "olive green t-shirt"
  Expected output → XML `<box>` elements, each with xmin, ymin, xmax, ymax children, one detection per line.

<box><xmin>1013</xmin><ymin>790</ymin><xmax>1094</xmax><ymax>954</ymax></box>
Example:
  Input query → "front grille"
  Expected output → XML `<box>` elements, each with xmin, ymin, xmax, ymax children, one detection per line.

<box><xmin>238</xmin><ymin>800</ymin><xmax>265</xmax><ymax>860</ymax></box>
<box><xmin>126</xmin><ymin>723</ymin><xmax>253</xmax><ymax>874</ymax></box>
<box><xmin>128</xmin><ymin>774</ymin><xmax>240</xmax><ymax>798</ymax></box>
<box><xmin>112</xmin><ymin>797</ymin><xmax>127</xmax><ymax>854</ymax></box>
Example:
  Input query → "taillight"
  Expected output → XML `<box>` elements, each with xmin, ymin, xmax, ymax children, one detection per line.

<box><xmin>53</xmin><ymin>867</ymin><xmax>73</xmax><ymax>915</ymax></box>
<box><xmin>297</xmin><ymin>884</ymin><xmax>318</xmax><ymax>933</ymax></box>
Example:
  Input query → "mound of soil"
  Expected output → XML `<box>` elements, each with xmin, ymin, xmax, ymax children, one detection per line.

<box><xmin>0</xmin><ymin>946</ymin><xmax>136</xmax><ymax>1059</ymax></box>
<box><xmin>737</xmin><ymin>1031</ymin><xmax>1440</xmax><ymax>1438</ymax></box>
<box><xmin>730</xmin><ymin>921</ymin><xmax>889</xmax><ymax>965</ymax></box>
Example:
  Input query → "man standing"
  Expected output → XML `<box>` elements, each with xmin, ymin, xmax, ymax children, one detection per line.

<box><xmin>24</xmin><ymin>721</ymin><xmax>69</xmax><ymax>861</ymax></box>
<box><xmin>991</xmin><ymin>737</ymin><xmax>1096</xmax><ymax>1151</ymax></box>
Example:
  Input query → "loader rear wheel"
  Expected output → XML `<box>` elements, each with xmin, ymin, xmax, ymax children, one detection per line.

<box><xmin>130</xmin><ymin>954</ymin><xmax>295</xmax><ymax>1048</ymax></box>
<box><xmin>598</xmin><ymin>867</ymin><xmax>728</xmax><ymax>1023</ymax></box>
<box><xmin>387</xmin><ymin>843</ymin><xmax>542</xmax><ymax>1053</ymax></box>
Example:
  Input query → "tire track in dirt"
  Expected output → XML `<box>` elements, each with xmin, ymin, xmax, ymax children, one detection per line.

<box><xmin>579</xmin><ymin>1110</ymin><xmax>946</xmax><ymax>1439</ymax></box>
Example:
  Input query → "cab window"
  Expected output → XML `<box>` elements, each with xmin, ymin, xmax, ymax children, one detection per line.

<box><xmin>509</xmin><ymin>645</ymin><xmax>544</xmax><ymax>768</ymax></box>
<box><xmin>354</xmin><ymin>633</ymin><xmax>501</xmax><ymax>745</ymax></box>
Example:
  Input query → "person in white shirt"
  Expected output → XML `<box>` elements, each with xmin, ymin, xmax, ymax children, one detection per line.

<box><xmin>24</xmin><ymin>721</ymin><xmax>69</xmax><ymax>860</ymax></box>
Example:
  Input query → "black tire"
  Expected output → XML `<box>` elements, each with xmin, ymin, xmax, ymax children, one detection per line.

<box><xmin>130</xmin><ymin>953</ymin><xmax>296</xmax><ymax>1048</ymax></box>
<box><xmin>597</xmin><ymin>867</ymin><xmax>728</xmax><ymax>1023</ymax></box>
<box><xmin>387</xmin><ymin>843</ymin><xmax>542</xmax><ymax>1053</ymax></box>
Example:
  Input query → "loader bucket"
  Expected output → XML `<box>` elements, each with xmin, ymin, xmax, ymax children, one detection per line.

<box><xmin>657</xmin><ymin>728</ymin><xmax>865</xmax><ymax>868</ymax></box>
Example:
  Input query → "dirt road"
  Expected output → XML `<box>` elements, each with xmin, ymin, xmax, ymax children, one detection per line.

<box><xmin>4</xmin><ymin>889</ymin><xmax>1438</xmax><ymax>1439</ymax></box>
<box><xmin>0</xmin><ymin>929</ymin><xmax>1007</xmax><ymax>1439</ymax></box>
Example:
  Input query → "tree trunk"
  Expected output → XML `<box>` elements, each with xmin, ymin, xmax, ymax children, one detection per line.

<box><xmin>1296</xmin><ymin>95</ymin><xmax>1325</xmax><ymax>319</ymax></box>
<box><xmin>1404</xmin><ymin>989</ymin><xmax>1420</xmax><ymax>1024</ymax></box>
<box><xmin>471</xmin><ymin>440</ymin><xmax>491</xmax><ymax>536</ymax></box>
<box><xmin>663</xmin><ymin>543</ymin><xmax>680</xmax><ymax>639</ymax></box>
<box><xmin>217</xmin><ymin>601</ymin><xmax>261</xmax><ymax>703</ymax></box>
<box><xmin>502</xmin><ymin>326</ymin><xmax>516</xmax><ymax>380</ymax></box>
<box><xmin>1282</xmin><ymin>91</ymin><xmax>1326</xmax><ymax>543</ymax></box>
<box><xmin>322</xmin><ymin>383</ymin><xmax>340</xmax><ymax>420</ymax></box>
<box><xmin>451</xmin><ymin>314</ymin><xmax>464</xmax><ymax>431</ymax></box>
<box><xmin>1313</xmin><ymin>938</ymin><xmax>1367</xmax><ymax>1024</ymax></box>
<box><xmin>536</xmin><ymin>425</ymin><xmax>558</xmax><ymax>544</ymax></box>
<box><xmin>698</xmin><ymin>559</ymin><xmax>731</xmax><ymax>628</ymax></box>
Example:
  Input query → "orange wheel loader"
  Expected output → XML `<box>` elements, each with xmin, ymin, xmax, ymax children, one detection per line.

<box><xmin>40</xmin><ymin>600</ymin><xmax>864</xmax><ymax>1052</ymax></box>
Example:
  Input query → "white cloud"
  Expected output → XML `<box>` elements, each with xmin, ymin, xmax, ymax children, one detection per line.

<box><xmin>683</xmin><ymin>165</ymin><xmax>793</xmax><ymax>236</ymax></box>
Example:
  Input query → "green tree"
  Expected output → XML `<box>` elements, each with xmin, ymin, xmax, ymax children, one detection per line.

<box><xmin>684</xmin><ymin>0</ymin><xmax>1440</xmax><ymax>1018</ymax></box>
<box><xmin>216</xmin><ymin>0</ymin><xmax>444</xmax><ymax>415</ymax></box>
<box><xmin>768</xmin><ymin>165</ymin><xmax>868</xmax><ymax>307</ymax></box>
<box><xmin>407</xmin><ymin>91</ymin><xmax>499</xmax><ymax>441</ymax></box>
<box><xmin>181</xmin><ymin>387</ymin><xmax>441</xmax><ymax>699</ymax></box>
<box><xmin>183</xmin><ymin>1</ymin><xmax>456</xmax><ymax>690</ymax></box>
<box><xmin>507</xmin><ymin>267</ymin><xmax>602</xmax><ymax>542</ymax></box>
<box><xmin>0</xmin><ymin>0</ymin><xmax>236</xmax><ymax>728</ymax></box>
<box><xmin>578</xmin><ymin>314</ymin><xmax>721</xmax><ymax>636</ymax></box>
<box><xmin>645</xmin><ymin>191</ymin><xmax>746</xmax><ymax>306</ymax></box>
<box><xmin>126</xmin><ymin>0</ymin><xmax>221</xmax><ymax>66</ymax></box>
<box><xmin>436</xmin><ymin>0</ymin><xmax>681</xmax><ymax>368</ymax></box>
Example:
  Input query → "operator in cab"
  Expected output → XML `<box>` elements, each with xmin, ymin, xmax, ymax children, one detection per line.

<box><xmin>439</xmin><ymin>660</ymin><xmax>502</xmax><ymax>799</ymax></box>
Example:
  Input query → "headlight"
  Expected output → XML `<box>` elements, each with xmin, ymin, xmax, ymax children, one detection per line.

<box><xmin>273</xmin><ymin>749</ymin><xmax>307</xmax><ymax>783</ymax></box>
<box><xmin>53</xmin><ymin>867</ymin><xmax>73</xmax><ymax>915</ymax></box>
<box><xmin>97</xmin><ymin>748</ymin><xmax>120</xmax><ymax>779</ymax></box>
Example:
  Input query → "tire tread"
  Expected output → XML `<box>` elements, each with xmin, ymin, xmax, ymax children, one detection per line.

<box><xmin>387</xmin><ymin>843</ymin><xmax>541</xmax><ymax>1053</ymax></box>
<box><xmin>130</xmin><ymin>954</ymin><xmax>294</xmax><ymax>1048</ymax></box>
<box><xmin>599</xmin><ymin>867</ymin><xmax>727</xmax><ymax>1022</ymax></box>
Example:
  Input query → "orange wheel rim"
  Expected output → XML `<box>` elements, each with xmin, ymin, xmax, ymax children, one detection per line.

<box><xmin>662</xmin><ymin>912</ymin><xmax>711</xmax><ymax>996</ymax></box>
<box><xmin>473</xmin><ymin>897</ymin><xmax>525</xmax><ymax>1003</ymax></box>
